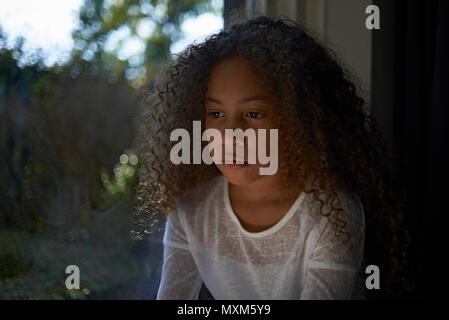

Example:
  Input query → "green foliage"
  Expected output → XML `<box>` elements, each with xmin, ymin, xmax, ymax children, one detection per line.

<box><xmin>0</xmin><ymin>35</ymin><xmax>141</xmax><ymax>230</ymax></box>
<box><xmin>70</xmin><ymin>0</ymin><xmax>220</xmax><ymax>87</ymax></box>
<box><xmin>100</xmin><ymin>151</ymin><xmax>139</xmax><ymax>207</ymax></box>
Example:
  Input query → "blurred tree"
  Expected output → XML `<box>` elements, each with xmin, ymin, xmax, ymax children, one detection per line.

<box><xmin>0</xmin><ymin>29</ymin><xmax>55</xmax><ymax>232</ymax></box>
<box><xmin>0</xmin><ymin>24</ymin><xmax>153</xmax><ymax>299</ymax></box>
<box><xmin>0</xmin><ymin>29</ymin><xmax>139</xmax><ymax>230</ymax></box>
<box><xmin>69</xmin><ymin>0</ymin><xmax>220</xmax><ymax>88</ymax></box>
<box><xmin>0</xmin><ymin>0</ymin><xmax>223</xmax><ymax>232</ymax></box>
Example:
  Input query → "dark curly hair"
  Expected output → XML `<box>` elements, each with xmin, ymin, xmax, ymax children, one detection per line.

<box><xmin>136</xmin><ymin>15</ymin><xmax>414</xmax><ymax>298</ymax></box>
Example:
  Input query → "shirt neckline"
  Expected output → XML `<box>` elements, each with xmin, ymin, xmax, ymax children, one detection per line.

<box><xmin>222</xmin><ymin>176</ymin><xmax>306</xmax><ymax>238</ymax></box>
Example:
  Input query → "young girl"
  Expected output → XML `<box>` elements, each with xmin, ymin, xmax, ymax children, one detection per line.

<box><xmin>137</xmin><ymin>16</ymin><xmax>412</xmax><ymax>299</ymax></box>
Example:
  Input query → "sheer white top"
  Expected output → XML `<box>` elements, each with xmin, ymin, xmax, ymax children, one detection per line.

<box><xmin>156</xmin><ymin>175</ymin><xmax>366</xmax><ymax>300</ymax></box>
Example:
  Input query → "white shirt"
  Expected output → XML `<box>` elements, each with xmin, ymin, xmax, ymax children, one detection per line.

<box><xmin>156</xmin><ymin>174</ymin><xmax>366</xmax><ymax>300</ymax></box>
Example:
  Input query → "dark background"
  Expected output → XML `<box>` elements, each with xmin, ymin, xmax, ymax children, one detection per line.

<box><xmin>370</xmin><ymin>0</ymin><xmax>449</xmax><ymax>298</ymax></box>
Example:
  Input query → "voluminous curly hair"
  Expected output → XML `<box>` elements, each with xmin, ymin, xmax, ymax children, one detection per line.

<box><xmin>136</xmin><ymin>15</ymin><xmax>414</xmax><ymax>298</ymax></box>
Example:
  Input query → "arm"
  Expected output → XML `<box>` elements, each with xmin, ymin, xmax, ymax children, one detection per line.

<box><xmin>300</xmin><ymin>194</ymin><xmax>365</xmax><ymax>300</ymax></box>
<box><xmin>156</xmin><ymin>208</ymin><xmax>203</xmax><ymax>300</ymax></box>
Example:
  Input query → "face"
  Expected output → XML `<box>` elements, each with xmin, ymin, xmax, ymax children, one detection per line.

<box><xmin>204</xmin><ymin>56</ymin><xmax>279</xmax><ymax>186</ymax></box>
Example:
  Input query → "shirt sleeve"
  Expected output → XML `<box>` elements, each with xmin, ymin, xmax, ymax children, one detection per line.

<box><xmin>156</xmin><ymin>208</ymin><xmax>203</xmax><ymax>300</ymax></box>
<box><xmin>300</xmin><ymin>193</ymin><xmax>366</xmax><ymax>300</ymax></box>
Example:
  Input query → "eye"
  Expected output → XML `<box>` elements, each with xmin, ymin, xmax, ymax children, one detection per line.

<box><xmin>208</xmin><ymin>111</ymin><xmax>224</xmax><ymax>119</ymax></box>
<box><xmin>246</xmin><ymin>111</ymin><xmax>262</xmax><ymax>119</ymax></box>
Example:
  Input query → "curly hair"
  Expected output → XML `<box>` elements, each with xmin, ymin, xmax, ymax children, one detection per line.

<box><xmin>136</xmin><ymin>15</ymin><xmax>414</xmax><ymax>298</ymax></box>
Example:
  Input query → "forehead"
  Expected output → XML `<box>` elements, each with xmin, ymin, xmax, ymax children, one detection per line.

<box><xmin>206</xmin><ymin>56</ymin><xmax>272</xmax><ymax>101</ymax></box>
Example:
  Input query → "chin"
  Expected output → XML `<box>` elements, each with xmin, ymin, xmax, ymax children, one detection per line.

<box><xmin>217</xmin><ymin>164</ymin><xmax>262</xmax><ymax>186</ymax></box>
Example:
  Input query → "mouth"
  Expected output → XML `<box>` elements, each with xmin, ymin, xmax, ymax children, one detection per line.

<box><xmin>221</xmin><ymin>162</ymin><xmax>249</xmax><ymax>169</ymax></box>
<box><xmin>220</xmin><ymin>157</ymin><xmax>249</xmax><ymax>168</ymax></box>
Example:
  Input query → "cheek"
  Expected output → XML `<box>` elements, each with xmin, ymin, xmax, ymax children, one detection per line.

<box><xmin>204</xmin><ymin>117</ymin><xmax>211</xmax><ymax>129</ymax></box>
<box><xmin>253</xmin><ymin>129</ymin><xmax>274</xmax><ymax>152</ymax></box>
<box><xmin>205</xmin><ymin>119</ymin><xmax>225</xmax><ymax>136</ymax></box>
<box><xmin>205</xmin><ymin>118</ymin><xmax>217</xmax><ymax>130</ymax></box>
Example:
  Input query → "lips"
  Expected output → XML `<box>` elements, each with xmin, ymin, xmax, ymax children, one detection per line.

<box><xmin>221</xmin><ymin>158</ymin><xmax>247</xmax><ymax>165</ymax></box>
<box><xmin>221</xmin><ymin>153</ymin><xmax>247</xmax><ymax>164</ymax></box>
<box><xmin>222</xmin><ymin>162</ymin><xmax>249</xmax><ymax>169</ymax></box>
<box><xmin>220</xmin><ymin>155</ymin><xmax>248</xmax><ymax>168</ymax></box>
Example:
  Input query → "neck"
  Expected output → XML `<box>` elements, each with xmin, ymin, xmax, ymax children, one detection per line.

<box><xmin>228</xmin><ymin>173</ymin><xmax>298</xmax><ymax>204</ymax></box>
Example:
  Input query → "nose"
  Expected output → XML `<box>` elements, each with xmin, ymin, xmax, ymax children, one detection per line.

<box><xmin>221</xmin><ymin>117</ymin><xmax>249</xmax><ymax>147</ymax></box>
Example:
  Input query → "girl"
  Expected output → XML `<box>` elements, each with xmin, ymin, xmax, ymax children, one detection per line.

<box><xmin>137</xmin><ymin>16</ymin><xmax>412</xmax><ymax>299</ymax></box>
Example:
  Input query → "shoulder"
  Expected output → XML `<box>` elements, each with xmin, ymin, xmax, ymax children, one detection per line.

<box><xmin>336</xmin><ymin>192</ymin><xmax>365</xmax><ymax>233</ymax></box>
<box><xmin>165</xmin><ymin>175</ymin><xmax>224</xmax><ymax>239</ymax></box>
<box><xmin>302</xmin><ymin>189</ymin><xmax>365</xmax><ymax>239</ymax></box>
<box><xmin>320</xmin><ymin>191</ymin><xmax>366</xmax><ymax>254</ymax></box>
<box><xmin>303</xmin><ymin>191</ymin><xmax>366</xmax><ymax>268</ymax></box>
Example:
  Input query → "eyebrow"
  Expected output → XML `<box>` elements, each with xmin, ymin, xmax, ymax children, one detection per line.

<box><xmin>205</xmin><ymin>94</ymin><xmax>270</xmax><ymax>105</ymax></box>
